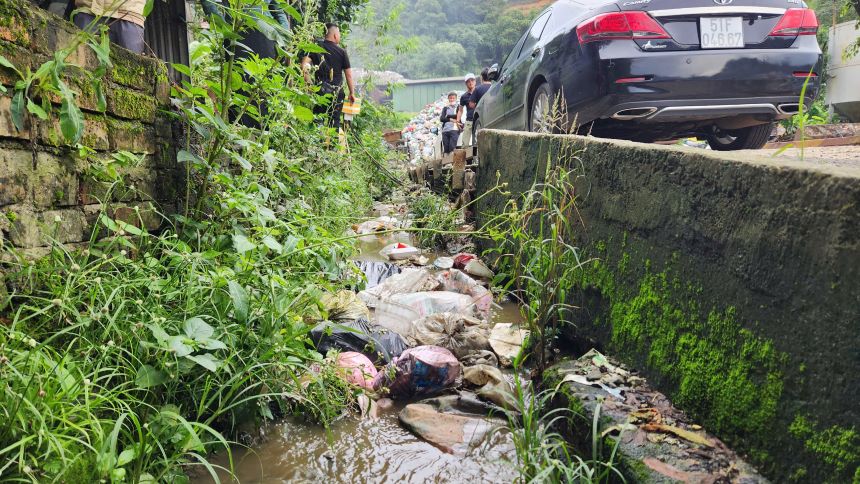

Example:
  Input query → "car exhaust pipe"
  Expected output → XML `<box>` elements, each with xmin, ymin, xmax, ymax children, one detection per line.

<box><xmin>612</xmin><ymin>107</ymin><xmax>658</xmax><ymax>120</ymax></box>
<box><xmin>778</xmin><ymin>103</ymin><xmax>802</xmax><ymax>115</ymax></box>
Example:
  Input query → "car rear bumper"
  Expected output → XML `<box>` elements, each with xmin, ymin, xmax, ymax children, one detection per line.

<box><xmin>583</xmin><ymin>39</ymin><xmax>822</xmax><ymax>124</ymax></box>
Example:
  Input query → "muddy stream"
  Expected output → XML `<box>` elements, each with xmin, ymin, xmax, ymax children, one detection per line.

<box><xmin>196</xmin><ymin>225</ymin><xmax>526</xmax><ymax>483</ymax></box>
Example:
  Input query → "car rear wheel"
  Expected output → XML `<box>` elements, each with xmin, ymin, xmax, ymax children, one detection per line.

<box><xmin>529</xmin><ymin>84</ymin><xmax>553</xmax><ymax>133</ymax></box>
<box><xmin>706</xmin><ymin>123</ymin><xmax>773</xmax><ymax>151</ymax></box>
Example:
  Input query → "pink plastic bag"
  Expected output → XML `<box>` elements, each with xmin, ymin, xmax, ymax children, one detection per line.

<box><xmin>337</xmin><ymin>352</ymin><xmax>378</xmax><ymax>390</ymax></box>
<box><xmin>373</xmin><ymin>346</ymin><xmax>460</xmax><ymax>399</ymax></box>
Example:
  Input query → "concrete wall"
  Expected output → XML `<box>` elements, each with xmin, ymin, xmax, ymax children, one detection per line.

<box><xmin>0</xmin><ymin>0</ymin><xmax>181</xmax><ymax>255</ymax></box>
<box><xmin>474</xmin><ymin>130</ymin><xmax>859</xmax><ymax>482</ymax></box>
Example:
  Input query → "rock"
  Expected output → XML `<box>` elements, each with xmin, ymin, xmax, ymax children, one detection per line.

<box><xmin>399</xmin><ymin>403</ymin><xmax>500</xmax><ymax>455</ymax></box>
<box><xmin>464</xmin><ymin>259</ymin><xmax>494</xmax><ymax>279</ymax></box>
<box><xmin>464</xmin><ymin>365</ymin><xmax>519</xmax><ymax>412</ymax></box>
<box><xmin>489</xmin><ymin>323</ymin><xmax>530</xmax><ymax>367</ymax></box>
<box><xmin>464</xmin><ymin>364</ymin><xmax>505</xmax><ymax>387</ymax></box>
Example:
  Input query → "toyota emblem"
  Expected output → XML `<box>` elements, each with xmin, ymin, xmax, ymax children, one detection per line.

<box><xmin>714</xmin><ymin>0</ymin><xmax>733</xmax><ymax>4</ymax></box>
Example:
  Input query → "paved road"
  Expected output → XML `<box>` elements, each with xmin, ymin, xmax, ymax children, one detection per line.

<box><xmin>754</xmin><ymin>145</ymin><xmax>860</xmax><ymax>170</ymax></box>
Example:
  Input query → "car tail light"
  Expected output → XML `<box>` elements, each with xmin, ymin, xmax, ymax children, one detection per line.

<box><xmin>793</xmin><ymin>71</ymin><xmax>818</xmax><ymax>78</ymax></box>
<box><xmin>769</xmin><ymin>8</ymin><xmax>819</xmax><ymax>36</ymax></box>
<box><xmin>577</xmin><ymin>12</ymin><xmax>671</xmax><ymax>44</ymax></box>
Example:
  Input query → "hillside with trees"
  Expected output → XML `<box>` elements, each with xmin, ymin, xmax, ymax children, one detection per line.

<box><xmin>350</xmin><ymin>0</ymin><xmax>541</xmax><ymax>79</ymax></box>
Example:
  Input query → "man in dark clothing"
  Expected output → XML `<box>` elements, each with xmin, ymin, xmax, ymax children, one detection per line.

<box><xmin>470</xmin><ymin>68</ymin><xmax>491</xmax><ymax>110</ymax></box>
<box><xmin>302</xmin><ymin>23</ymin><xmax>356</xmax><ymax>130</ymax></box>
<box><xmin>457</xmin><ymin>73</ymin><xmax>476</xmax><ymax>124</ymax></box>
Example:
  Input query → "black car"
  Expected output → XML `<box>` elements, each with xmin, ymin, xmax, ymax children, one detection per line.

<box><xmin>474</xmin><ymin>0</ymin><xmax>822</xmax><ymax>150</ymax></box>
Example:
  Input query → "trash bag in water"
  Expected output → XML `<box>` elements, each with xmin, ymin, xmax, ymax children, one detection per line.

<box><xmin>408</xmin><ymin>312</ymin><xmax>492</xmax><ymax>359</ymax></box>
<box><xmin>336</xmin><ymin>352</ymin><xmax>378</xmax><ymax>390</ymax></box>
<box><xmin>375</xmin><ymin>292</ymin><xmax>477</xmax><ymax>337</ymax></box>
<box><xmin>436</xmin><ymin>270</ymin><xmax>493</xmax><ymax>317</ymax></box>
<box><xmin>310</xmin><ymin>319</ymin><xmax>408</xmax><ymax>365</ymax></box>
<box><xmin>373</xmin><ymin>345</ymin><xmax>460</xmax><ymax>399</ymax></box>
<box><xmin>358</xmin><ymin>269</ymin><xmax>441</xmax><ymax>308</ymax></box>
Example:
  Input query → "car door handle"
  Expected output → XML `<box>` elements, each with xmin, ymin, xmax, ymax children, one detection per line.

<box><xmin>531</xmin><ymin>47</ymin><xmax>541</xmax><ymax>58</ymax></box>
<box><xmin>500</xmin><ymin>75</ymin><xmax>509</xmax><ymax>84</ymax></box>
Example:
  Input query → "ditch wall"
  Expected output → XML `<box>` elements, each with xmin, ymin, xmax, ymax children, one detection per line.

<box><xmin>474</xmin><ymin>129</ymin><xmax>860</xmax><ymax>482</ymax></box>
<box><xmin>0</xmin><ymin>0</ymin><xmax>180</xmax><ymax>256</ymax></box>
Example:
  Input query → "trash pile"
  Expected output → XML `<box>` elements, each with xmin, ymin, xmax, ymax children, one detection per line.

<box><xmin>401</xmin><ymin>94</ymin><xmax>454</xmax><ymax>164</ymax></box>
<box><xmin>305</xmin><ymin>208</ymin><xmax>531</xmax><ymax>453</ymax></box>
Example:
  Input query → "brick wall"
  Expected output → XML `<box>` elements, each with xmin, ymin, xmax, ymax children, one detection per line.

<box><xmin>0</xmin><ymin>0</ymin><xmax>181</xmax><ymax>255</ymax></box>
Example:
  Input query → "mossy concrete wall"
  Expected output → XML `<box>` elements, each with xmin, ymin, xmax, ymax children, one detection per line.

<box><xmin>0</xmin><ymin>0</ymin><xmax>180</xmax><ymax>255</ymax></box>
<box><xmin>474</xmin><ymin>129</ymin><xmax>859</xmax><ymax>483</ymax></box>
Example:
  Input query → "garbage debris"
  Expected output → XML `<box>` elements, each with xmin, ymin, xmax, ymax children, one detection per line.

<box><xmin>320</xmin><ymin>291</ymin><xmax>371</xmax><ymax>321</ymax></box>
<box><xmin>488</xmin><ymin>323</ymin><xmax>530</xmax><ymax>367</ymax></box>
<box><xmin>380</xmin><ymin>242</ymin><xmax>421</xmax><ymax>261</ymax></box>
<box><xmin>401</xmin><ymin>95</ymin><xmax>453</xmax><ymax>164</ymax></box>
<box><xmin>453</xmin><ymin>253</ymin><xmax>477</xmax><ymax>270</ymax></box>
<box><xmin>354</xmin><ymin>216</ymin><xmax>401</xmax><ymax>241</ymax></box>
<box><xmin>336</xmin><ymin>352</ymin><xmax>377</xmax><ymax>390</ymax></box>
<box><xmin>376</xmin><ymin>292</ymin><xmax>480</xmax><ymax>337</ymax></box>
<box><xmin>408</xmin><ymin>312</ymin><xmax>492</xmax><ymax>359</ymax></box>
<box><xmin>464</xmin><ymin>259</ymin><xmax>494</xmax><ymax>279</ymax></box>
<box><xmin>463</xmin><ymin>365</ymin><xmax>519</xmax><ymax>411</ymax></box>
<box><xmin>409</xmin><ymin>255</ymin><xmax>429</xmax><ymax>266</ymax></box>
<box><xmin>460</xmin><ymin>350</ymin><xmax>499</xmax><ymax>368</ymax></box>
<box><xmin>398</xmin><ymin>403</ymin><xmax>499</xmax><ymax>455</ymax></box>
<box><xmin>355</xmin><ymin>260</ymin><xmax>401</xmax><ymax>289</ymax></box>
<box><xmin>436</xmin><ymin>269</ymin><xmax>493</xmax><ymax>315</ymax></box>
<box><xmin>358</xmin><ymin>269</ymin><xmax>441</xmax><ymax>308</ymax></box>
<box><xmin>309</xmin><ymin>319</ymin><xmax>408</xmax><ymax>365</ymax></box>
<box><xmin>373</xmin><ymin>345</ymin><xmax>460</xmax><ymax>399</ymax></box>
<box><xmin>433</xmin><ymin>256</ymin><xmax>454</xmax><ymax>269</ymax></box>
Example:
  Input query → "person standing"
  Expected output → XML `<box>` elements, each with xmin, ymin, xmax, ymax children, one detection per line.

<box><xmin>457</xmin><ymin>73</ymin><xmax>477</xmax><ymax>146</ymax></box>
<box><xmin>468</xmin><ymin>68</ymin><xmax>492</xmax><ymax>144</ymax></box>
<box><xmin>71</xmin><ymin>0</ymin><xmax>147</xmax><ymax>53</ymax></box>
<box><xmin>440</xmin><ymin>91</ymin><xmax>461</xmax><ymax>154</ymax></box>
<box><xmin>302</xmin><ymin>23</ymin><xmax>357</xmax><ymax>130</ymax></box>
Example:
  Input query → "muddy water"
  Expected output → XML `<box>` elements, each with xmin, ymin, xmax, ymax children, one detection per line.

<box><xmin>196</xmin><ymin>306</ymin><xmax>525</xmax><ymax>484</ymax></box>
<box><xmin>196</xmin><ymin>405</ymin><xmax>516</xmax><ymax>483</ymax></box>
<box><xmin>195</xmin><ymin>221</ymin><xmax>526</xmax><ymax>483</ymax></box>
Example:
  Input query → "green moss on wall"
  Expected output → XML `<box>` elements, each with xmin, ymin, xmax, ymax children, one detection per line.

<box><xmin>109</xmin><ymin>88</ymin><xmax>156</xmax><ymax>122</ymax></box>
<box><xmin>789</xmin><ymin>415</ymin><xmax>859</xmax><ymax>482</ymax></box>
<box><xmin>0</xmin><ymin>0</ymin><xmax>30</xmax><ymax>46</ymax></box>
<box><xmin>576</xmin><ymin>240</ymin><xmax>786</xmax><ymax>467</ymax></box>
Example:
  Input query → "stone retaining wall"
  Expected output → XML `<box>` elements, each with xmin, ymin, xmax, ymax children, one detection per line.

<box><xmin>474</xmin><ymin>129</ymin><xmax>859</xmax><ymax>482</ymax></box>
<box><xmin>0</xmin><ymin>0</ymin><xmax>180</xmax><ymax>255</ymax></box>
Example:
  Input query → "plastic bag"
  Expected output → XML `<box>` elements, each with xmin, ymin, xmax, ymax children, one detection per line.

<box><xmin>337</xmin><ymin>352</ymin><xmax>378</xmax><ymax>390</ymax></box>
<box><xmin>373</xmin><ymin>346</ymin><xmax>460</xmax><ymax>399</ymax></box>
<box><xmin>358</xmin><ymin>269</ymin><xmax>441</xmax><ymax>308</ymax></box>
<box><xmin>408</xmin><ymin>312</ymin><xmax>492</xmax><ymax>359</ymax></box>
<box><xmin>436</xmin><ymin>270</ymin><xmax>493</xmax><ymax>317</ymax></box>
<box><xmin>320</xmin><ymin>291</ymin><xmax>371</xmax><ymax>321</ymax></box>
<box><xmin>453</xmin><ymin>253</ymin><xmax>477</xmax><ymax>270</ymax></box>
<box><xmin>309</xmin><ymin>319</ymin><xmax>408</xmax><ymax>365</ymax></box>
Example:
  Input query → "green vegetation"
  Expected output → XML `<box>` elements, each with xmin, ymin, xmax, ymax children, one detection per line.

<box><xmin>0</xmin><ymin>1</ymin><xmax>403</xmax><ymax>482</ymax></box>
<box><xmin>789</xmin><ymin>415</ymin><xmax>859</xmax><ymax>482</ymax></box>
<box><xmin>351</xmin><ymin>0</ymin><xmax>539</xmax><ymax>78</ymax></box>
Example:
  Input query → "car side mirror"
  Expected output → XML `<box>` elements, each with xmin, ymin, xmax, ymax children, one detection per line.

<box><xmin>487</xmin><ymin>64</ymin><xmax>500</xmax><ymax>82</ymax></box>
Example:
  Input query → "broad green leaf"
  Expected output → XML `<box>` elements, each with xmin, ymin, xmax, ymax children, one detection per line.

<box><xmin>171</xmin><ymin>63</ymin><xmax>192</xmax><ymax>77</ymax></box>
<box><xmin>143</xmin><ymin>0</ymin><xmax>154</xmax><ymax>17</ymax></box>
<box><xmin>139</xmin><ymin>474</ymin><xmax>156</xmax><ymax>484</ymax></box>
<box><xmin>0</xmin><ymin>54</ymin><xmax>20</xmax><ymax>75</ymax></box>
<box><xmin>148</xmin><ymin>323</ymin><xmax>170</xmax><ymax>343</ymax></box>
<box><xmin>99</xmin><ymin>214</ymin><xmax>120</xmax><ymax>232</ymax></box>
<box><xmin>111</xmin><ymin>468</ymin><xmax>126</xmax><ymax>482</ymax></box>
<box><xmin>93</xmin><ymin>78</ymin><xmax>107</xmax><ymax>112</ymax></box>
<box><xmin>298</xmin><ymin>42</ymin><xmax>327</xmax><ymax>54</ymax></box>
<box><xmin>0</xmin><ymin>84</ymin><xmax>6</xmax><ymax>93</ymax></box>
<box><xmin>26</xmin><ymin>98</ymin><xmax>47</xmax><ymax>120</ymax></box>
<box><xmin>59</xmin><ymin>93</ymin><xmax>84</xmax><ymax>143</ymax></box>
<box><xmin>233</xmin><ymin>154</ymin><xmax>252</xmax><ymax>171</ymax></box>
<box><xmin>293</xmin><ymin>105</ymin><xmax>314</xmax><ymax>123</ymax></box>
<box><xmin>135</xmin><ymin>365</ymin><xmax>167</xmax><ymax>388</ymax></box>
<box><xmin>10</xmin><ymin>90</ymin><xmax>24</xmax><ymax>131</ymax></box>
<box><xmin>262</xmin><ymin>235</ymin><xmax>283</xmax><ymax>254</ymax></box>
<box><xmin>183</xmin><ymin>317</ymin><xmax>213</xmax><ymax>340</ymax></box>
<box><xmin>186</xmin><ymin>353</ymin><xmax>219</xmax><ymax>372</ymax></box>
<box><xmin>168</xmin><ymin>335</ymin><xmax>193</xmax><ymax>357</ymax></box>
<box><xmin>201</xmin><ymin>338</ymin><xmax>227</xmax><ymax>351</ymax></box>
<box><xmin>116</xmin><ymin>448</ymin><xmax>137</xmax><ymax>466</ymax></box>
<box><xmin>228</xmin><ymin>280</ymin><xmax>249</xmax><ymax>323</ymax></box>
<box><xmin>283</xmin><ymin>4</ymin><xmax>302</xmax><ymax>22</ymax></box>
<box><xmin>116</xmin><ymin>219</ymin><xmax>144</xmax><ymax>236</ymax></box>
<box><xmin>232</xmin><ymin>233</ymin><xmax>256</xmax><ymax>254</ymax></box>
<box><xmin>177</xmin><ymin>149</ymin><xmax>204</xmax><ymax>165</ymax></box>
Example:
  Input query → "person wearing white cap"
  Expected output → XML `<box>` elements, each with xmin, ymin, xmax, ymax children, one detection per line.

<box><xmin>457</xmin><ymin>73</ymin><xmax>477</xmax><ymax>147</ymax></box>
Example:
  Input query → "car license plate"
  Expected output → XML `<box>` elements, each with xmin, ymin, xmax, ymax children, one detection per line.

<box><xmin>700</xmin><ymin>17</ymin><xmax>744</xmax><ymax>49</ymax></box>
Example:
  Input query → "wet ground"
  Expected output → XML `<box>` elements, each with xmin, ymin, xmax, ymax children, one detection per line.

<box><xmin>194</xmin><ymin>302</ymin><xmax>524</xmax><ymax>484</ymax></box>
<box><xmin>195</xmin><ymin>216</ymin><xmax>525</xmax><ymax>483</ymax></box>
